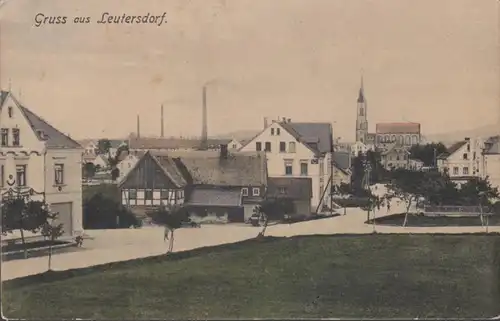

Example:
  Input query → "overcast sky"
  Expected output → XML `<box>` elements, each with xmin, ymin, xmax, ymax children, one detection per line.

<box><xmin>1</xmin><ymin>0</ymin><xmax>498</xmax><ymax>140</ymax></box>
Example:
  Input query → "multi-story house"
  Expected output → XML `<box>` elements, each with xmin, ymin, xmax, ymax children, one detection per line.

<box><xmin>380</xmin><ymin>143</ymin><xmax>411</xmax><ymax>170</ymax></box>
<box><xmin>482</xmin><ymin>135</ymin><xmax>500</xmax><ymax>189</ymax></box>
<box><xmin>239</xmin><ymin>118</ymin><xmax>349</xmax><ymax>211</ymax></box>
<box><xmin>437</xmin><ymin>137</ymin><xmax>484</xmax><ymax>185</ymax></box>
<box><xmin>0</xmin><ymin>91</ymin><xmax>84</xmax><ymax>237</ymax></box>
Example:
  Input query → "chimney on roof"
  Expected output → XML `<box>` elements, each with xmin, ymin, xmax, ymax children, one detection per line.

<box><xmin>264</xmin><ymin>117</ymin><xmax>268</xmax><ymax>129</ymax></box>
<box><xmin>287</xmin><ymin>118</ymin><xmax>291</xmax><ymax>123</ymax></box>
<box><xmin>220</xmin><ymin>143</ymin><xmax>228</xmax><ymax>159</ymax></box>
<box><xmin>465</xmin><ymin>137</ymin><xmax>470</xmax><ymax>141</ymax></box>
<box><xmin>160</xmin><ymin>104</ymin><xmax>164</xmax><ymax>138</ymax></box>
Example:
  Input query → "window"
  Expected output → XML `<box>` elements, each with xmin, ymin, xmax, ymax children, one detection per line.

<box><xmin>300</xmin><ymin>161</ymin><xmax>308</xmax><ymax>176</ymax></box>
<box><xmin>129</xmin><ymin>189</ymin><xmax>137</xmax><ymax>199</ymax></box>
<box><xmin>396</xmin><ymin>155</ymin><xmax>400</xmax><ymax>161</ymax></box>
<box><xmin>0</xmin><ymin>165</ymin><xmax>3</xmax><ymax>187</ymax></box>
<box><xmin>359</xmin><ymin>107</ymin><xmax>364</xmax><ymax>116</ymax></box>
<box><xmin>241</xmin><ymin>187</ymin><xmax>248</xmax><ymax>196</ymax></box>
<box><xmin>279</xmin><ymin>142</ymin><xmax>286</xmax><ymax>152</ymax></box>
<box><xmin>473</xmin><ymin>152</ymin><xmax>476</xmax><ymax>160</ymax></box>
<box><xmin>276</xmin><ymin>128</ymin><xmax>280</xmax><ymax>135</ymax></box>
<box><xmin>289</xmin><ymin>142</ymin><xmax>296</xmax><ymax>153</ymax></box>
<box><xmin>1</xmin><ymin>129</ymin><xmax>8</xmax><ymax>146</ymax></box>
<box><xmin>271</xmin><ymin>128</ymin><xmax>275</xmax><ymax>135</ymax></box>
<box><xmin>252</xmin><ymin>187</ymin><xmax>260</xmax><ymax>196</ymax></box>
<box><xmin>160</xmin><ymin>189</ymin><xmax>169</xmax><ymax>200</ymax></box>
<box><xmin>463</xmin><ymin>153</ymin><xmax>468</xmax><ymax>160</ymax></box>
<box><xmin>265</xmin><ymin>142</ymin><xmax>271</xmax><ymax>152</ymax></box>
<box><xmin>232</xmin><ymin>144</ymin><xmax>237</xmax><ymax>149</ymax></box>
<box><xmin>145</xmin><ymin>189</ymin><xmax>153</xmax><ymax>200</ymax></box>
<box><xmin>7</xmin><ymin>106</ymin><xmax>13</xmax><ymax>118</ymax></box>
<box><xmin>54</xmin><ymin>164</ymin><xmax>64</xmax><ymax>185</ymax></box>
<box><xmin>453</xmin><ymin>167</ymin><xmax>459</xmax><ymax>175</ymax></box>
<box><xmin>467</xmin><ymin>144</ymin><xmax>470</xmax><ymax>152</ymax></box>
<box><xmin>16</xmin><ymin>165</ymin><xmax>26</xmax><ymax>186</ymax></box>
<box><xmin>279</xmin><ymin>187</ymin><xmax>287</xmax><ymax>194</ymax></box>
<box><xmin>12</xmin><ymin>128</ymin><xmax>20</xmax><ymax>146</ymax></box>
<box><xmin>256</xmin><ymin>142</ymin><xmax>262</xmax><ymax>151</ymax></box>
<box><xmin>463</xmin><ymin>167</ymin><xmax>469</xmax><ymax>175</ymax></box>
<box><xmin>284</xmin><ymin>159</ymin><xmax>293</xmax><ymax>175</ymax></box>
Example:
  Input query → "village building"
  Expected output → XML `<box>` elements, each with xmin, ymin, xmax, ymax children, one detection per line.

<box><xmin>0</xmin><ymin>90</ymin><xmax>84</xmax><ymax>237</ymax></box>
<box><xmin>239</xmin><ymin>118</ymin><xmax>350</xmax><ymax>211</ymax></box>
<box><xmin>437</xmin><ymin>137</ymin><xmax>485</xmax><ymax>185</ymax></box>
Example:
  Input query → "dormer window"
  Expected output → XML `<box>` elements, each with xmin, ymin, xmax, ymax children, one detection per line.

<box><xmin>271</xmin><ymin>128</ymin><xmax>275</xmax><ymax>135</ymax></box>
<box><xmin>276</xmin><ymin>128</ymin><xmax>280</xmax><ymax>135</ymax></box>
<box><xmin>8</xmin><ymin>106</ymin><xmax>13</xmax><ymax>118</ymax></box>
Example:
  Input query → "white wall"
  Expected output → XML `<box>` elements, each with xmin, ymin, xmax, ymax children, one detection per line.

<box><xmin>45</xmin><ymin>149</ymin><xmax>84</xmax><ymax>235</ymax></box>
<box><xmin>439</xmin><ymin>139</ymin><xmax>484</xmax><ymax>179</ymax></box>
<box><xmin>117</xmin><ymin>155</ymin><xmax>139</xmax><ymax>179</ymax></box>
<box><xmin>484</xmin><ymin>154</ymin><xmax>500</xmax><ymax>190</ymax></box>
<box><xmin>240</xmin><ymin>121</ymin><xmax>324</xmax><ymax>209</ymax></box>
<box><xmin>0</xmin><ymin>93</ymin><xmax>83</xmax><ymax>236</ymax></box>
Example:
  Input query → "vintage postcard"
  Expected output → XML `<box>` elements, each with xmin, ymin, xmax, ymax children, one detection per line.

<box><xmin>1</xmin><ymin>0</ymin><xmax>499</xmax><ymax>319</ymax></box>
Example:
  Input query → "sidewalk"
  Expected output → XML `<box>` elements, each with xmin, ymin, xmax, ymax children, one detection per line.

<box><xmin>2</xmin><ymin>208</ymin><xmax>499</xmax><ymax>281</ymax></box>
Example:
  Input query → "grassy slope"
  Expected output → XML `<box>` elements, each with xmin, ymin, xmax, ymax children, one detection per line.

<box><xmin>3</xmin><ymin>235</ymin><xmax>500</xmax><ymax>319</ymax></box>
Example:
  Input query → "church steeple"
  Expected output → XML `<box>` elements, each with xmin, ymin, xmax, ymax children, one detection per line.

<box><xmin>357</xmin><ymin>76</ymin><xmax>365</xmax><ymax>103</ymax></box>
<box><xmin>355</xmin><ymin>75</ymin><xmax>368</xmax><ymax>143</ymax></box>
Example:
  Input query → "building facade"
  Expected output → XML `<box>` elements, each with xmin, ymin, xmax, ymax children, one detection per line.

<box><xmin>239</xmin><ymin>119</ymin><xmax>349</xmax><ymax>211</ymax></box>
<box><xmin>0</xmin><ymin>91</ymin><xmax>84</xmax><ymax>237</ymax></box>
<box><xmin>436</xmin><ymin>137</ymin><xmax>485</xmax><ymax>185</ymax></box>
<box><xmin>375</xmin><ymin>122</ymin><xmax>421</xmax><ymax>147</ymax></box>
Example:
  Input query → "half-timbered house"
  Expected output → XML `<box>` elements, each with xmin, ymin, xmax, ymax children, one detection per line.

<box><xmin>118</xmin><ymin>151</ymin><xmax>188</xmax><ymax>216</ymax></box>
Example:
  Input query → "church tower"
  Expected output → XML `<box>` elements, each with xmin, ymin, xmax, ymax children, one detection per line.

<box><xmin>355</xmin><ymin>76</ymin><xmax>368</xmax><ymax>143</ymax></box>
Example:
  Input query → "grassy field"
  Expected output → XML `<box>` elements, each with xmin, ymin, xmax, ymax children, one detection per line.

<box><xmin>369</xmin><ymin>213</ymin><xmax>500</xmax><ymax>227</ymax></box>
<box><xmin>3</xmin><ymin>234</ymin><xmax>500</xmax><ymax>319</ymax></box>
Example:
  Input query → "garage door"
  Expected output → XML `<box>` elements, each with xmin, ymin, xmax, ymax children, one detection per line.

<box><xmin>50</xmin><ymin>202</ymin><xmax>73</xmax><ymax>237</ymax></box>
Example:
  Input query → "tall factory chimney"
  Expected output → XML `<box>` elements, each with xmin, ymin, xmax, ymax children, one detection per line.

<box><xmin>160</xmin><ymin>104</ymin><xmax>164</xmax><ymax>137</ymax></box>
<box><xmin>263</xmin><ymin>117</ymin><xmax>268</xmax><ymax>129</ymax></box>
<box><xmin>200</xmin><ymin>85</ymin><xmax>208</xmax><ymax>150</ymax></box>
<box><xmin>136</xmin><ymin>114</ymin><xmax>141</xmax><ymax>138</ymax></box>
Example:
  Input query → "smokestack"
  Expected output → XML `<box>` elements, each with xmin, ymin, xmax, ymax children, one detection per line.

<box><xmin>160</xmin><ymin>104</ymin><xmax>164</xmax><ymax>137</ymax></box>
<box><xmin>200</xmin><ymin>85</ymin><xmax>208</xmax><ymax>150</ymax></box>
<box><xmin>264</xmin><ymin>117</ymin><xmax>268</xmax><ymax>129</ymax></box>
<box><xmin>136</xmin><ymin>114</ymin><xmax>141</xmax><ymax>138</ymax></box>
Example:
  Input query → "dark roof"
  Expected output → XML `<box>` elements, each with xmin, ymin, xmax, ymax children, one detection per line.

<box><xmin>280</xmin><ymin>122</ymin><xmax>333</xmax><ymax>154</ymax></box>
<box><xmin>332</xmin><ymin>151</ymin><xmax>351</xmax><ymax>173</ymax></box>
<box><xmin>483</xmin><ymin>136</ymin><xmax>500</xmax><ymax>155</ymax></box>
<box><xmin>437</xmin><ymin>140</ymin><xmax>468</xmax><ymax>159</ymax></box>
<box><xmin>267</xmin><ymin>177</ymin><xmax>312</xmax><ymax>200</ymax></box>
<box><xmin>0</xmin><ymin>91</ymin><xmax>82</xmax><ymax>149</ymax></box>
<box><xmin>177</xmin><ymin>152</ymin><xmax>267</xmax><ymax>187</ymax></box>
<box><xmin>185</xmin><ymin>187</ymin><xmax>242</xmax><ymax>207</ymax></box>
<box><xmin>129</xmin><ymin>137</ymin><xmax>230</xmax><ymax>150</ymax></box>
<box><xmin>153</xmin><ymin>155</ymin><xmax>189</xmax><ymax>187</ymax></box>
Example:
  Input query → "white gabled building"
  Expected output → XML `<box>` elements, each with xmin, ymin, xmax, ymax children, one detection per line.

<box><xmin>436</xmin><ymin>137</ymin><xmax>485</xmax><ymax>185</ymax></box>
<box><xmin>0</xmin><ymin>91</ymin><xmax>84</xmax><ymax>237</ymax></box>
<box><xmin>239</xmin><ymin>119</ymin><xmax>350</xmax><ymax>211</ymax></box>
<box><xmin>481</xmin><ymin>135</ymin><xmax>500</xmax><ymax>190</ymax></box>
<box><xmin>351</xmin><ymin>141</ymin><xmax>374</xmax><ymax>156</ymax></box>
